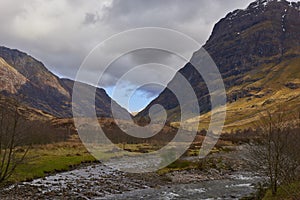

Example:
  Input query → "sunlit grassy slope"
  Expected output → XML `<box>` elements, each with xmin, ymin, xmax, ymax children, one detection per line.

<box><xmin>172</xmin><ymin>57</ymin><xmax>300</xmax><ymax>132</ymax></box>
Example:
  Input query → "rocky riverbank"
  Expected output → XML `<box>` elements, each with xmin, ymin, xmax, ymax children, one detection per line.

<box><xmin>0</xmin><ymin>164</ymin><xmax>240</xmax><ymax>199</ymax></box>
<box><xmin>0</xmin><ymin>145</ymin><xmax>264</xmax><ymax>199</ymax></box>
<box><xmin>0</xmin><ymin>164</ymin><xmax>169</xmax><ymax>199</ymax></box>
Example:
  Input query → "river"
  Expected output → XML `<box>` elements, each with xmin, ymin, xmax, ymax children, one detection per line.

<box><xmin>100</xmin><ymin>172</ymin><xmax>262</xmax><ymax>200</ymax></box>
<box><xmin>1</xmin><ymin>163</ymin><xmax>263</xmax><ymax>200</ymax></box>
<box><xmin>1</xmin><ymin>145</ymin><xmax>264</xmax><ymax>199</ymax></box>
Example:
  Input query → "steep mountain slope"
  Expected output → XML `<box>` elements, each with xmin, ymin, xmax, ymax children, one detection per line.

<box><xmin>0</xmin><ymin>46</ymin><xmax>129</xmax><ymax>118</ymax></box>
<box><xmin>137</xmin><ymin>0</ymin><xmax>300</xmax><ymax>130</ymax></box>
<box><xmin>0</xmin><ymin>94</ymin><xmax>55</xmax><ymax>122</ymax></box>
<box><xmin>0</xmin><ymin>57</ymin><xmax>27</xmax><ymax>94</ymax></box>
<box><xmin>60</xmin><ymin>78</ymin><xmax>129</xmax><ymax>119</ymax></box>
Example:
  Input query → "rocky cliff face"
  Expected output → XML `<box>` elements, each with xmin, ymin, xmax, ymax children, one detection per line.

<box><xmin>0</xmin><ymin>46</ymin><xmax>129</xmax><ymax>118</ymax></box>
<box><xmin>205</xmin><ymin>0</ymin><xmax>300</xmax><ymax>80</ymax></box>
<box><xmin>137</xmin><ymin>0</ymin><xmax>300</xmax><ymax>126</ymax></box>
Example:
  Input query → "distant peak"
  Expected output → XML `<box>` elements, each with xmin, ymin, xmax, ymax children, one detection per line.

<box><xmin>225</xmin><ymin>0</ymin><xmax>299</xmax><ymax>21</ymax></box>
<box><xmin>248</xmin><ymin>0</ymin><xmax>300</xmax><ymax>9</ymax></box>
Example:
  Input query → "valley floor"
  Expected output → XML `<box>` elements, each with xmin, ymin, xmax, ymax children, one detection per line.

<box><xmin>0</xmin><ymin>144</ymin><xmax>265</xmax><ymax>200</ymax></box>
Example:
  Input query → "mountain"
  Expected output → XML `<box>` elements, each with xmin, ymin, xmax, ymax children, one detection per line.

<box><xmin>0</xmin><ymin>46</ymin><xmax>129</xmax><ymax>119</ymax></box>
<box><xmin>0</xmin><ymin>57</ymin><xmax>27</xmax><ymax>94</ymax></box>
<box><xmin>137</xmin><ymin>0</ymin><xmax>300</xmax><ymax>130</ymax></box>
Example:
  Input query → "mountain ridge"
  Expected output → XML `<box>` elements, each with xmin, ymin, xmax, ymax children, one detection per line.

<box><xmin>136</xmin><ymin>0</ymin><xmax>300</xmax><ymax>130</ymax></box>
<box><xmin>0</xmin><ymin>46</ymin><xmax>130</xmax><ymax>119</ymax></box>
<box><xmin>0</xmin><ymin>0</ymin><xmax>299</xmax><ymax>130</ymax></box>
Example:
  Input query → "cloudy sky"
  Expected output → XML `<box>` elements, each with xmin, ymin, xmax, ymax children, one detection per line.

<box><xmin>1</xmin><ymin>0</ymin><xmax>266</xmax><ymax>112</ymax></box>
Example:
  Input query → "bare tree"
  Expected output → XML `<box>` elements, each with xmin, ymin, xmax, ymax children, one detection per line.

<box><xmin>0</xmin><ymin>97</ymin><xmax>30</xmax><ymax>184</ymax></box>
<box><xmin>248</xmin><ymin>108</ymin><xmax>300</xmax><ymax>195</ymax></box>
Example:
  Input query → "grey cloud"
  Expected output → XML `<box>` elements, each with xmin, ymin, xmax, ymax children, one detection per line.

<box><xmin>137</xmin><ymin>84</ymin><xmax>165</xmax><ymax>99</ymax></box>
<box><xmin>100</xmin><ymin>49</ymin><xmax>186</xmax><ymax>86</ymax></box>
<box><xmin>103</xmin><ymin>0</ymin><xmax>253</xmax><ymax>43</ymax></box>
<box><xmin>83</xmin><ymin>13</ymin><xmax>99</xmax><ymax>25</ymax></box>
<box><xmin>0</xmin><ymin>0</ymin><xmax>258</xmax><ymax>109</ymax></box>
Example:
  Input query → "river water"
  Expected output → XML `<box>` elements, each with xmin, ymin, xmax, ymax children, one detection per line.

<box><xmin>100</xmin><ymin>172</ymin><xmax>262</xmax><ymax>200</ymax></box>
<box><xmin>2</xmin><ymin>163</ymin><xmax>263</xmax><ymax>200</ymax></box>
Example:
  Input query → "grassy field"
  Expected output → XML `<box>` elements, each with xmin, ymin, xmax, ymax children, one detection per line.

<box><xmin>262</xmin><ymin>181</ymin><xmax>300</xmax><ymax>200</ymax></box>
<box><xmin>4</xmin><ymin>131</ymin><xmax>244</xmax><ymax>186</ymax></box>
<box><xmin>9</xmin><ymin>140</ymin><xmax>97</xmax><ymax>183</ymax></box>
<box><xmin>10</xmin><ymin>140</ymin><xmax>152</xmax><ymax>183</ymax></box>
<box><xmin>8</xmin><ymin>139</ymin><xmax>184</xmax><ymax>183</ymax></box>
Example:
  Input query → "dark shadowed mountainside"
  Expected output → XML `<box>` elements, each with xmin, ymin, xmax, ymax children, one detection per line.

<box><xmin>136</xmin><ymin>0</ymin><xmax>300</xmax><ymax>130</ymax></box>
<box><xmin>0</xmin><ymin>46</ymin><xmax>129</xmax><ymax>119</ymax></box>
